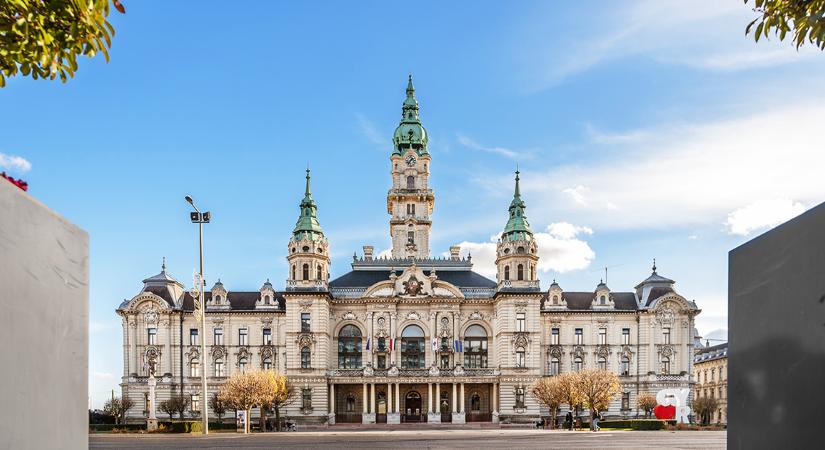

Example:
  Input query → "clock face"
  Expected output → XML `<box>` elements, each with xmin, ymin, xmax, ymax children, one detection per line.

<box><xmin>405</xmin><ymin>155</ymin><xmax>416</xmax><ymax>166</ymax></box>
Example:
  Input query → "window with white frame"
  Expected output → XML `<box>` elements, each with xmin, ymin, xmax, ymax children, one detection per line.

<box><xmin>598</xmin><ymin>328</ymin><xmax>607</xmax><ymax>345</ymax></box>
<box><xmin>301</xmin><ymin>346</ymin><xmax>311</xmax><ymax>369</ymax></box>
<box><xmin>621</xmin><ymin>355</ymin><xmax>630</xmax><ymax>376</ymax></box>
<box><xmin>191</xmin><ymin>394</ymin><xmax>200</xmax><ymax>412</ymax></box>
<box><xmin>213</xmin><ymin>328</ymin><xmax>223</xmax><ymax>346</ymax></box>
<box><xmin>190</xmin><ymin>358</ymin><xmax>200</xmax><ymax>377</ymax></box>
<box><xmin>302</xmin><ymin>388</ymin><xmax>312</xmax><ymax>410</ymax></box>
<box><xmin>238</xmin><ymin>357</ymin><xmax>247</xmax><ymax>373</ymax></box>
<box><xmin>263</xmin><ymin>328</ymin><xmax>272</xmax><ymax>345</ymax></box>
<box><xmin>147</xmin><ymin>328</ymin><xmax>157</xmax><ymax>345</ymax></box>
<box><xmin>574</xmin><ymin>356</ymin><xmax>583</xmax><ymax>372</ymax></box>
<box><xmin>663</xmin><ymin>327</ymin><xmax>671</xmax><ymax>344</ymax></box>
<box><xmin>622</xmin><ymin>328</ymin><xmax>630</xmax><ymax>345</ymax></box>
<box><xmin>238</xmin><ymin>328</ymin><xmax>248</xmax><ymax>346</ymax></box>
<box><xmin>621</xmin><ymin>392</ymin><xmax>630</xmax><ymax>410</ymax></box>
<box><xmin>262</xmin><ymin>356</ymin><xmax>272</xmax><ymax>370</ymax></box>
<box><xmin>215</xmin><ymin>358</ymin><xmax>225</xmax><ymax>377</ymax></box>
<box><xmin>661</xmin><ymin>356</ymin><xmax>670</xmax><ymax>374</ymax></box>
<box><xmin>190</xmin><ymin>328</ymin><xmax>199</xmax><ymax>346</ymax></box>
<box><xmin>516</xmin><ymin>346</ymin><xmax>526</xmax><ymax>367</ymax></box>
<box><xmin>550</xmin><ymin>357</ymin><xmax>560</xmax><ymax>375</ymax></box>
<box><xmin>516</xmin><ymin>312</ymin><xmax>526</xmax><ymax>332</ymax></box>
<box><xmin>575</xmin><ymin>328</ymin><xmax>583</xmax><ymax>345</ymax></box>
<box><xmin>597</xmin><ymin>356</ymin><xmax>607</xmax><ymax>370</ymax></box>
<box><xmin>515</xmin><ymin>387</ymin><xmax>525</xmax><ymax>408</ymax></box>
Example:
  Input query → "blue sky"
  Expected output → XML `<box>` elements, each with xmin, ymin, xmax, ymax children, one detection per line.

<box><xmin>1</xmin><ymin>1</ymin><xmax>823</xmax><ymax>409</ymax></box>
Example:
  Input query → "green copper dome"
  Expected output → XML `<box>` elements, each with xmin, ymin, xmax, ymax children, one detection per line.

<box><xmin>292</xmin><ymin>169</ymin><xmax>325</xmax><ymax>241</ymax></box>
<box><xmin>501</xmin><ymin>170</ymin><xmax>534</xmax><ymax>242</ymax></box>
<box><xmin>392</xmin><ymin>75</ymin><xmax>429</xmax><ymax>157</ymax></box>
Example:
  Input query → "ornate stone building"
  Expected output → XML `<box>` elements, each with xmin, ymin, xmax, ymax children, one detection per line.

<box><xmin>117</xmin><ymin>76</ymin><xmax>701</xmax><ymax>425</ymax></box>
<box><xmin>694</xmin><ymin>342</ymin><xmax>728</xmax><ymax>424</ymax></box>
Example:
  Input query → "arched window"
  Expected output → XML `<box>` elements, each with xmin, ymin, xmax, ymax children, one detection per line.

<box><xmin>302</xmin><ymin>263</ymin><xmax>309</xmax><ymax>280</ymax></box>
<box><xmin>401</xmin><ymin>325</ymin><xmax>425</xmax><ymax>369</ymax></box>
<box><xmin>516</xmin><ymin>346</ymin><xmax>526</xmax><ymax>367</ymax></box>
<box><xmin>517</xmin><ymin>264</ymin><xmax>524</xmax><ymax>281</ymax></box>
<box><xmin>552</xmin><ymin>295</ymin><xmax>559</xmax><ymax>305</ymax></box>
<box><xmin>549</xmin><ymin>357</ymin><xmax>560</xmax><ymax>375</ymax></box>
<box><xmin>661</xmin><ymin>356</ymin><xmax>670</xmax><ymax>374</ymax></box>
<box><xmin>239</xmin><ymin>357</ymin><xmax>247</xmax><ymax>373</ymax></box>
<box><xmin>262</xmin><ymin>357</ymin><xmax>272</xmax><ymax>370</ymax></box>
<box><xmin>517</xmin><ymin>246</ymin><xmax>525</xmax><ymax>254</ymax></box>
<box><xmin>504</xmin><ymin>266</ymin><xmax>510</xmax><ymax>281</ymax></box>
<box><xmin>600</xmin><ymin>295</ymin><xmax>606</xmax><ymax>305</ymax></box>
<box><xmin>215</xmin><ymin>358</ymin><xmax>225</xmax><ymax>377</ymax></box>
<box><xmin>597</xmin><ymin>356</ymin><xmax>607</xmax><ymax>370</ymax></box>
<box><xmin>337</xmin><ymin>325</ymin><xmax>363</xmax><ymax>369</ymax></box>
<box><xmin>574</xmin><ymin>357</ymin><xmax>583</xmax><ymax>372</ymax></box>
<box><xmin>531</xmin><ymin>265</ymin><xmax>535</xmax><ymax>280</ymax></box>
<box><xmin>291</xmin><ymin>265</ymin><xmax>296</xmax><ymax>280</ymax></box>
<box><xmin>190</xmin><ymin>358</ymin><xmax>199</xmax><ymax>377</ymax></box>
<box><xmin>301</xmin><ymin>347</ymin><xmax>311</xmax><ymax>369</ymax></box>
<box><xmin>621</xmin><ymin>356</ymin><xmax>630</xmax><ymax>376</ymax></box>
<box><xmin>464</xmin><ymin>325</ymin><xmax>488</xmax><ymax>368</ymax></box>
<box><xmin>406</xmin><ymin>175</ymin><xmax>415</xmax><ymax>189</ymax></box>
<box><xmin>470</xmin><ymin>393</ymin><xmax>481</xmax><ymax>412</ymax></box>
<box><xmin>317</xmin><ymin>264</ymin><xmax>323</xmax><ymax>280</ymax></box>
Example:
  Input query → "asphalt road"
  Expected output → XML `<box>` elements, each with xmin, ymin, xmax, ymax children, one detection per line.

<box><xmin>89</xmin><ymin>429</ymin><xmax>726</xmax><ymax>449</ymax></box>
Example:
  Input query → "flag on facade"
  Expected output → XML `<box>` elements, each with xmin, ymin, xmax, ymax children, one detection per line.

<box><xmin>366</xmin><ymin>337</ymin><xmax>371</xmax><ymax>351</ymax></box>
<box><xmin>389</xmin><ymin>338</ymin><xmax>394</xmax><ymax>351</ymax></box>
<box><xmin>432</xmin><ymin>338</ymin><xmax>437</xmax><ymax>351</ymax></box>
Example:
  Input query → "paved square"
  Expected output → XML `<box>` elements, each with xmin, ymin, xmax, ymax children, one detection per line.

<box><xmin>89</xmin><ymin>429</ymin><xmax>726</xmax><ymax>449</ymax></box>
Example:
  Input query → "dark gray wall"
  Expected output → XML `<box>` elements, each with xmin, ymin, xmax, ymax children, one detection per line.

<box><xmin>0</xmin><ymin>180</ymin><xmax>88</xmax><ymax>450</ymax></box>
<box><xmin>729</xmin><ymin>201</ymin><xmax>825</xmax><ymax>450</ymax></box>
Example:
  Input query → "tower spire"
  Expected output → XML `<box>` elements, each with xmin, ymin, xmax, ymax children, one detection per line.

<box><xmin>501</xmin><ymin>170</ymin><xmax>533</xmax><ymax>242</ymax></box>
<box><xmin>393</xmin><ymin>75</ymin><xmax>428</xmax><ymax>156</ymax></box>
<box><xmin>292</xmin><ymin>169</ymin><xmax>324</xmax><ymax>240</ymax></box>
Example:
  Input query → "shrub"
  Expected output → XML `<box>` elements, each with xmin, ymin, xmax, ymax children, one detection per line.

<box><xmin>630</xmin><ymin>419</ymin><xmax>675</xmax><ymax>430</ymax></box>
<box><xmin>159</xmin><ymin>421</ymin><xmax>203</xmax><ymax>433</ymax></box>
<box><xmin>89</xmin><ymin>423</ymin><xmax>145</xmax><ymax>432</ymax></box>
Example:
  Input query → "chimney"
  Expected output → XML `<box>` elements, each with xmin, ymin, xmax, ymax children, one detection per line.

<box><xmin>363</xmin><ymin>245</ymin><xmax>374</xmax><ymax>261</ymax></box>
<box><xmin>449</xmin><ymin>245</ymin><xmax>461</xmax><ymax>260</ymax></box>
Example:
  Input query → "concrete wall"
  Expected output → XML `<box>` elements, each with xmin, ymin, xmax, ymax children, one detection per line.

<box><xmin>0</xmin><ymin>180</ymin><xmax>88</xmax><ymax>450</ymax></box>
<box><xmin>729</xmin><ymin>201</ymin><xmax>825</xmax><ymax>450</ymax></box>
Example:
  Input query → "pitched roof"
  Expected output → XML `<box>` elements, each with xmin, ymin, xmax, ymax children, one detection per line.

<box><xmin>329</xmin><ymin>269</ymin><xmax>496</xmax><ymax>289</ymax></box>
<box><xmin>542</xmin><ymin>291</ymin><xmax>639</xmax><ymax>311</ymax></box>
<box><xmin>143</xmin><ymin>286</ymin><xmax>176</xmax><ymax>307</ymax></box>
<box><xmin>181</xmin><ymin>291</ymin><xmax>285</xmax><ymax>311</ymax></box>
<box><xmin>694</xmin><ymin>342</ymin><xmax>728</xmax><ymax>363</ymax></box>
<box><xmin>645</xmin><ymin>287</ymin><xmax>676</xmax><ymax>306</ymax></box>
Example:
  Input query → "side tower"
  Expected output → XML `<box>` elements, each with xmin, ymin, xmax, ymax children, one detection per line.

<box><xmin>388</xmin><ymin>75</ymin><xmax>434</xmax><ymax>259</ymax></box>
<box><xmin>286</xmin><ymin>169</ymin><xmax>330</xmax><ymax>290</ymax></box>
<box><xmin>495</xmin><ymin>171</ymin><xmax>540</xmax><ymax>288</ymax></box>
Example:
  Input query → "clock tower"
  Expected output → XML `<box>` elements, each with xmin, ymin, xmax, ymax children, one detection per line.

<box><xmin>388</xmin><ymin>75</ymin><xmax>433</xmax><ymax>259</ymax></box>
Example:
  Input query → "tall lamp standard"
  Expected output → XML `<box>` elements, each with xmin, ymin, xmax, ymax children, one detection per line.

<box><xmin>185</xmin><ymin>195</ymin><xmax>210</xmax><ymax>435</ymax></box>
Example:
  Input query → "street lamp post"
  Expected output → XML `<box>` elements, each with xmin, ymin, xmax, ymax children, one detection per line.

<box><xmin>185</xmin><ymin>195</ymin><xmax>210</xmax><ymax>435</ymax></box>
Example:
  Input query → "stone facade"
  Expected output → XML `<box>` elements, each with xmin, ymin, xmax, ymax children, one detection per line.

<box><xmin>694</xmin><ymin>343</ymin><xmax>728</xmax><ymax>423</ymax></box>
<box><xmin>116</xmin><ymin>77</ymin><xmax>701</xmax><ymax>425</ymax></box>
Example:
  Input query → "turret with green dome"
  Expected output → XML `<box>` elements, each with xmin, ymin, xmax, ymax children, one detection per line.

<box><xmin>292</xmin><ymin>168</ymin><xmax>325</xmax><ymax>241</ymax></box>
<box><xmin>501</xmin><ymin>170</ymin><xmax>534</xmax><ymax>242</ymax></box>
<box><xmin>392</xmin><ymin>75</ymin><xmax>429</xmax><ymax>157</ymax></box>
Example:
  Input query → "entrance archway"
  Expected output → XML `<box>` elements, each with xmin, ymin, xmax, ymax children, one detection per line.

<box><xmin>404</xmin><ymin>391</ymin><xmax>422</xmax><ymax>422</ymax></box>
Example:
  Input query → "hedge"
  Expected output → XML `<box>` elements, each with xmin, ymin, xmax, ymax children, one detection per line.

<box><xmin>598</xmin><ymin>419</ymin><xmax>676</xmax><ymax>430</ymax></box>
<box><xmin>159</xmin><ymin>421</ymin><xmax>202</xmax><ymax>433</ymax></box>
<box><xmin>89</xmin><ymin>424</ymin><xmax>145</xmax><ymax>432</ymax></box>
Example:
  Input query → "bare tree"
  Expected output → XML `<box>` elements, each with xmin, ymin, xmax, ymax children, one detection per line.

<box><xmin>209</xmin><ymin>392</ymin><xmax>227</xmax><ymax>424</ymax></box>
<box><xmin>637</xmin><ymin>392</ymin><xmax>657</xmax><ymax>418</ymax></box>
<box><xmin>531</xmin><ymin>376</ymin><xmax>566</xmax><ymax>429</ymax></box>
<box><xmin>159</xmin><ymin>399</ymin><xmax>176</xmax><ymax>420</ymax></box>
<box><xmin>693</xmin><ymin>396</ymin><xmax>720</xmax><ymax>425</ymax></box>
<box><xmin>103</xmin><ymin>396</ymin><xmax>135</xmax><ymax>425</ymax></box>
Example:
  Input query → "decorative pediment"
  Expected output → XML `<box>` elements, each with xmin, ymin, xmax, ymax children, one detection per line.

<box><xmin>296</xmin><ymin>333</ymin><xmax>316</xmax><ymax>348</ymax></box>
<box><xmin>363</xmin><ymin>262</ymin><xmax>465</xmax><ymax>299</ymax></box>
<box><xmin>375</xmin><ymin>315</ymin><xmax>389</xmax><ymax>338</ymax></box>
<box><xmin>406</xmin><ymin>311</ymin><xmax>421</xmax><ymax>321</ymax></box>
<box><xmin>620</xmin><ymin>345</ymin><xmax>634</xmax><ymax>357</ymax></box>
<box><xmin>468</xmin><ymin>311</ymin><xmax>484</xmax><ymax>321</ymax></box>
<box><xmin>185</xmin><ymin>347</ymin><xmax>200</xmax><ymax>360</ymax></box>
<box><xmin>571</xmin><ymin>346</ymin><xmax>585</xmax><ymax>359</ymax></box>
<box><xmin>596</xmin><ymin>345</ymin><xmax>611</xmax><ymax>358</ymax></box>
<box><xmin>122</xmin><ymin>292</ymin><xmax>172</xmax><ymax>314</ymax></box>
<box><xmin>210</xmin><ymin>346</ymin><xmax>225</xmax><ymax>359</ymax></box>
<box><xmin>548</xmin><ymin>346</ymin><xmax>563</xmax><ymax>358</ymax></box>
<box><xmin>342</xmin><ymin>311</ymin><xmax>358</xmax><ymax>321</ymax></box>
<box><xmin>657</xmin><ymin>344</ymin><xmax>675</xmax><ymax>357</ymax></box>
<box><xmin>512</xmin><ymin>332</ymin><xmax>529</xmax><ymax>348</ymax></box>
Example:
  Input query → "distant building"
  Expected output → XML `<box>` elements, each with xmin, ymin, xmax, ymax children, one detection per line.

<box><xmin>116</xmin><ymin>76</ymin><xmax>701</xmax><ymax>425</ymax></box>
<box><xmin>693</xmin><ymin>343</ymin><xmax>728</xmax><ymax>423</ymax></box>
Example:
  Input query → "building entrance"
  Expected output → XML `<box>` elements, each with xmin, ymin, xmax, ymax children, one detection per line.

<box><xmin>404</xmin><ymin>391</ymin><xmax>422</xmax><ymax>423</ymax></box>
<box><xmin>376</xmin><ymin>390</ymin><xmax>387</xmax><ymax>424</ymax></box>
<box><xmin>440</xmin><ymin>390</ymin><xmax>451</xmax><ymax>422</ymax></box>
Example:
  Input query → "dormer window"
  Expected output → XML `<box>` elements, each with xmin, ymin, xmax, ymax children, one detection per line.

<box><xmin>215</xmin><ymin>295</ymin><xmax>221</xmax><ymax>304</ymax></box>
<box><xmin>264</xmin><ymin>295</ymin><xmax>270</xmax><ymax>305</ymax></box>
<box><xmin>552</xmin><ymin>295</ymin><xmax>559</xmax><ymax>305</ymax></box>
<box><xmin>600</xmin><ymin>295</ymin><xmax>606</xmax><ymax>305</ymax></box>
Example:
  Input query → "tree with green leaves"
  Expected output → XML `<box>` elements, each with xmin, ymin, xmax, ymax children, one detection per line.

<box><xmin>0</xmin><ymin>0</ymin><xmax>125</xmax><ymax>87</ymax></box>
<box><xmin>745</xmin><ymin>0</ymin><xmax>825</xmax><ymax>49</ymax></box>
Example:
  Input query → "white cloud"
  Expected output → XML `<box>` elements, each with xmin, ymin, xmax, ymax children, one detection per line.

<box><xmin>510</xmin><ymin>102</ymin><xmax>824</xmax><ymax>233</ymax></box>
<box><xmin>451</xmin><ymin>222</ymin><xmax>595</xmax><ymax>278</ymax></box>
<box><xmin>519</xmin><ymin>0</ymin><xmax>817</xmax><ymax>89</ymax></box>
<box><xmin>456</xmin><ymin>134</ymin><xmax>535</xmax><ymax>160</ymax></box>
<box><xmin>355</xmin><ymin>113</ymin><xmax>386</xmax><ymax>148</ymax></box>
<box><xmin>92</xmin><ymin>371</ymin><xmax>114</xmax><ymax>380</ymax></box>
<box><xmin>725</xmin><ymin>199</ymin><xmax>806</xmax><ymax>236</ymax></box>
<box><xmin>0</xmin><ymin>153</ymin><xmax>31</xmax><ymax>173</ymax></box>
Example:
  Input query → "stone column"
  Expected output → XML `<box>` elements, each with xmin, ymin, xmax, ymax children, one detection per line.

<box><xmin>362</xmin><ymin>384</ymin><xmax>368</xmax><ymax>413</ymax></box>
<box><xmin>428</xmin><ymin>382</ymin><xmax>440</xmax><ymax>423</ymax></box>
<box><xmin>428</xmin><ymin>383</ymin><xmax>433</xmax><ymax>413</ymax></box>
<box><xmin>452</xmin><ymin>384</ymin><xmax>457</xmax><ymax>413</ymax></box>
<box><xmin>460</xmin><ymin>383</ymin><xmax>465</xmax><ymax>412</ymax></box>
<box><xmin>649</xmin><ymin>322</ymin><xmax>656</xmax><ymax>377</ymax></box>
<box><xmin>328</xmin><ymin>383</ymin><xmax>336</xmax><ymax>425</ymax></box>
<box><xmin>146</xmin><ymin>374</ymin><xmax>158</xmax><ymax>430</ymax></box>
<box><xmin>363</xmin><ymin>382</ymin><xmax>375</xmax><ymax>424</ymax></box>
<box><xmin>492</xmin><ymin>383</ymin><xmax>500</xmax><ymax>423</ymax></box>
<box><xmin>435</xmin><ymin>383</ymin><xmax>440</xmax><ymax>411</ymax></box>
<box><xmin>390</xmin><ymin>313</ymin><xmax>396</xmax><ymax>365</ymax></box>
<box><xmin>370</xmin><ymin>383</ymin><xmax>375</xmax><ymax>413</ymax></box>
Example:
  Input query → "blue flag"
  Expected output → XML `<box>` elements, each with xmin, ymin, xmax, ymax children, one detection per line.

<box><xmin>366</xmin><ymin>337</ymin><xmax>371</xmax><ymax>351</ymax></box>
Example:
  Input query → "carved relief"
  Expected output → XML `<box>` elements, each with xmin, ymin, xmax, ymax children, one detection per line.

<box><xmin>548</xmin><ymin>346</ymin><xmax>563</xmax><ymax>358</ymax></box>
<box><xmin>406</xmin><ymin>311</ymin><xmax>420</xmax><ymax>321</ymax></box>
<box><xmin>468</xmin><ymin>311</ymin><xmax>484</xmax><ymax>321</ymax></box>
<box><xmin>342</xmin><ymin>311</ymin><xmax>357</xmax><ymax>321</ymax></box>
<box><xmin>439</xmin><ymin>316</ymin><xmax>452</xmax><ymax>338</ymax></box>
<box><xmin>143</xmin><ymin>308</ymin><xmax>159</xmax><ymax>324</ymax></box>
<box><xmin>596</xmin><ymin>345</ymin><xmax>611</xmax><ymax>358</ymax></box>
<box><xmin>298</xmin><ymin>299</ymin><xmax>314</xmax><ymax>311</ymax></box>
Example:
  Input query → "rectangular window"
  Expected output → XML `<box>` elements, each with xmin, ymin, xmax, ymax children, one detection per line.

<box><xmin>516</xmin><ymin>312</ymin><xmax>526</xmax><ymax>332</ymax></box>
<box><xmin>377</xmin><ymin>355</ymin><xmax>386</xmax><ymax>369</ymax></box>
<box><xmin>407</xmin><ymin>231</ymin><xmax>415</xmax><ymax>244</ymax></box>
<box><xmin>213</xmin><ymin>328</ymin><xmax>223</xmax><ymax>346</ymax></box>
<box><xmin>622</xmin><ymin>328</ymin><xmax>630</xmax><ymax>345</ymax></box>
<box><xmin>147</xmin><ymin>328</ymin><xmax>157</xmax><ymax>345</ymax></box>
<box><xmin>598</xmin><ymin>328</ymin><xmax>607</xmax><ymax>345</ymax></box>
<box><xmin>515</xmin><ymin>387</ymin><xmax>525</xmax><ymax>408</ymax></box>
<box><xmin>663</xmin><ymin>327</ymin><xmax>671</xmax><ymax>344</ymax></box>
<box><xmin>238</xmin><ymin>328</ymin><xmax>248</xmax><ymax>346</ymax></box>
<box><xmin>575</xmin><ymin>328</ymin><xmax>583</xmax><ymax>345</ymax></box>
<box><xmin>215</xmin><ymin>359</ymin><xmax>225</xmax><ymax>377</ymax></box>
<box><xmin>551</xmin><ymin>328</ymin><xmax>559</xmax><ymax>345</ymax></box>
<box><xmin>190</xmin><ymin>359</ymin><xmax>199</xmax><ymax>377</ymax></box>
<box><xmin>189</xmin><ymin>329</ymin><xmax>199</xmax><ymax>346</ymax></box>
<box><xmin>549</xmin><ymin>358</ymin><xmax>560</xmax><ymax>376</ymax></box>
<box><xmin>191</xmin><ymin>394</ymin><xmax>200</xmax><ymax>412</ymax></box>
<box><xmin>263</xmin><ymin>328</ymin><xmax>272</xmax><ymax>345</ymax></box>
<box><xmin>302</xmin><ymin>388</ymin><xmax>312</xmax><ymax>410</ymax></box>
<box><xmin>406</xmin><ymin>204</ymin><xmax>415</xmax><ymax>216</ymax></box>
<box><xmin>621</xmin><ymin>392</ymin><xmax>630</xmax><ymax>411</ymax></box>
<box><xmin>301</xmin><ymin>313</ymin><xmax>311</xmax><ymax>333</ymax></box>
